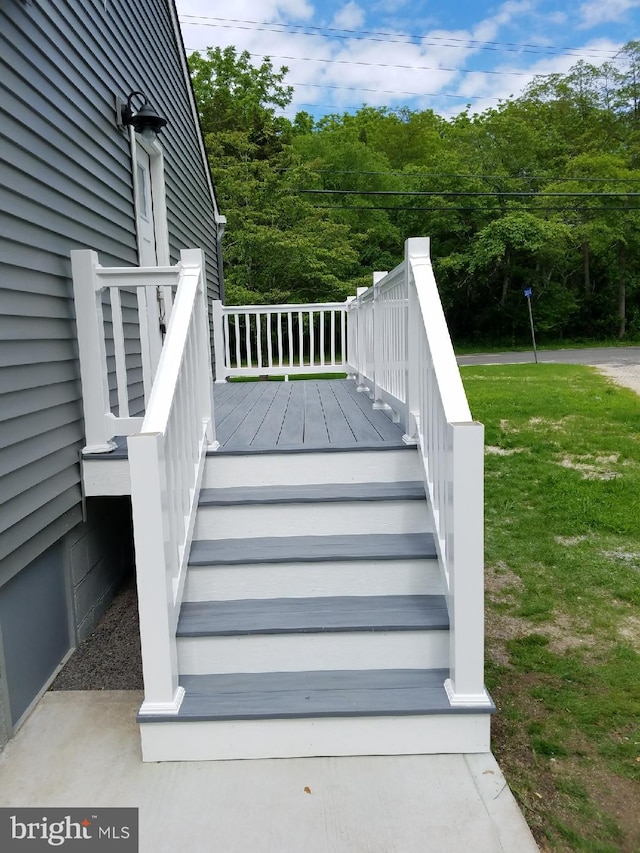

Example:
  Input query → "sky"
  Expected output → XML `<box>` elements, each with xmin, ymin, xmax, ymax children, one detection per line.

<box><xmin>175</xmin><ymin>0</ymin><xmax>640</xmax><ymax>121</ymax></box>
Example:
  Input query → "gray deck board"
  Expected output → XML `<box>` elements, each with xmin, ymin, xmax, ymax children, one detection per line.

<box><xmin>212</xmin><ymin>381</ymin><xmax>258</xmax><ymax>426</ymax></box>
<box><xmin>198</xmin><ymin>481</ymin><xmax>426</xmax><ymax>506</ymax></box>
<box><xmin>213</xmin><ymin>379</ymin><xmax>406</xmax><ymax>452</ymax></box>
<box><xmin>87</xmin><ymin>380</ymin><xmax>409</xmax><ymax>460</ymax></box>
<box><xmin>277</xmin><ymin>381</ymin><xmax>305</xmax><ymax>445</ymax></box>
<box><xmin>177</xmin><ymin>594</ymin><xmax>449</xmax><ymax>636</ymax></box>
<box><xmin>189</xmin><ymin>532</ymin><xmax>437</xmax><ymax>566</ymax></box>
<box><xmin>250</xmin><ymin>383</ymin><xmax>295</xmax><ymax>447</ymax></box>
<box><xmin>218</xmin><ymin>382</ymin><xmax>282</xmax><ymax>448</ymax></box>
<box><xmin>315</xmin><ymin>382</ymin><xmax>358</xmax><ymax>444</ymax></box>
<box><xmin>138</xmin><ymin>669</ymin><xmax>495</xmax><ymax>722</ymax></box>
<box><xmin>337</xmin><ymin>380</ymin><xmax>407</xmax><ymax>442</ymax></box>
<box><xmin>301</xmin><ymin>382</ymin><xmax>331</xmax><ymax>444</ymax></box>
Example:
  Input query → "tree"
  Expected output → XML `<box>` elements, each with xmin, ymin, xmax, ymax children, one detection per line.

<box><xmin>189</xmin><ymin>46</ymin><xmax>294</xmax><ymax>159</ymax></box>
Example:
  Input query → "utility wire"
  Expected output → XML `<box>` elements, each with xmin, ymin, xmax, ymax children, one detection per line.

<box><xmin>179</xmin><ymin>15</ymin><xmax>620</xmax><ymax>59</ymax></box>
<box><xmin>245</xmin><ymin>52</ymin><xmax>533</xmax><ymax>78</ymax></box>
<box><xmin>299</xmin><ymin>189</ymin><xmax>640</xmax><ymax>197</ymax></box>
<box><xmin>280</xmin><ymin>168</ymin><xmax>640</xmax><ymax>183</ymax></box>
<box><xmin>288</xmin><ymin>81</ymin><xmax>485</xmax><ymax>100</ymax></box>
<box><xmin>183</xmin><ymin>65</ymin><xmax>498</xmax><ymax>101</ymax></box>
<box><xmin>311</xmin><ymin>204</ymin><xmax>640</xmax><ymax>211</ymax></box>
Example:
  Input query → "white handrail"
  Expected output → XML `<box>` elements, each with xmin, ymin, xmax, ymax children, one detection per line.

<box><xmin>129</xmin><ymin>248</ymin><xmax>216</xmax><ymax>716</ymax></box>
<box><xmin>71</xmin><ymin>250</ymin><xmax>179</xmax><ymax>453</ymax></box>
<box><xmin>347</xmin><ymin>237</ymin><xmax>490</xmax><ymax>708</ymax></box>
<box><xmin>212</xmin><ymin>300</ymin><xmax>348</xmax><ymax>380</ymax></box>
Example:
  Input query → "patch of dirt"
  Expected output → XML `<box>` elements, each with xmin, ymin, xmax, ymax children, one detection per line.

<box><xmin>618</xmin><ymin>615</ymin><xmax>640</xmax><ymax>652</ymax></box>
<box><xmin>528</xmin><ymin>416</ymin><xmax>576</xmax><ymax>432</ymax></box>
<box><xmin>557</xmin><ymin>453</ymin><xmax>621</xmax><ymax>480</ymax></box>
<box><xmin>485</xmin><ymin>563</ymin><xmax>597</xmax><ymax>658</ymax></box>
<box><xmin>555</xmin><ymin>535</ymin><xmax>588</xmax><ymax>547</ymax></box>
<box><xmin>486</xmin><ymin>445</ymin><xmax>526</xmax><ymax>455</ymax></box>
<box><xmin>602</xmin><ymin>548</ymin><xmax>640</xmax><ymax>568</ymax></box>
<box><xmin>542</xmin><ymin>613</ymin><xmax>598</xmax><ymax>655</ymax></box>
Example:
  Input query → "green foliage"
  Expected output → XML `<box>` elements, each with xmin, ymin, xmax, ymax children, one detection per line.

<box><xmin>190</xmin><ymin>42</ymin><xmax>640</xmax><ymax>342</ymax></box>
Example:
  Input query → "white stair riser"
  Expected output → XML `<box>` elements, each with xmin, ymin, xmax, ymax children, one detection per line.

<box><xmin>194</xmin><ymin>500</ymin><xmax>429</xmax><ymax>540</ymax></box>
<box><xmin>183</xmin><ymin>559</ymin><xmax>443</xmax><ymax>601</ymax></box>
<box><xmin>177</xmin><ymin>631</ymin><xmax>449</xmax><ymax>675</ymax></box>
<box><xmin>204</xmin><ymin>449</ymin><xmax>420</xmax><ymax>489</ymax></box>
<box><xmin>139</xmin><ymin>714</ymin><xmax>491</xmax><ymax>761</ymax></box>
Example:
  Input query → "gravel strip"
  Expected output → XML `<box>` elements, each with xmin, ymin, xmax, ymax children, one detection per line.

<box><xmin>51</xmin><ymin>575</ymin><xmax>143</xmax><ymax>691</ymax></box>
<box><xmin>593</xmin><ymin>363</ymin><xmax>640</xmax><ymax>396</ymax></box>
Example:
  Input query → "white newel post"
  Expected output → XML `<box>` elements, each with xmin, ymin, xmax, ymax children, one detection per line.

<box><xmin>345</xmin><ymin>296</ymin><xmax>356</xmax><ymax>379</ymax></box>
<box><xmin>129</xmin><ymin>431</ymin><xmax>184</xmax><ymax>715</ymax></box>
<box><xmin>211</xmin><ymin>299</ymin><xmax>229</xmax><ymax>383</ymax></box>
<box><xmin>354</xmin><ymin>286</ymin><xmax>368</xmax><ymax>391</ymax></box>
<box><xmin>444</xmin><ymin>421</ymin><xmax>492</xmax><ymax>707</ymax></box>
<box><xmin>71</xmin><ymin>250</ymin><xmax>117</xmax><ymax>453</ymax></box>
<box><xmin>180</xmin><ymin>249</ymin><xmax>217</xmax><ymax>448</ymax></box>
<box><xmin>372</xmin><ymin>271</ymin><xmax>387</xmax><ymax>410</ymax></box>
<box><xmin>404</xmin><ymin>240</ymin><xmax>428</xmax><ymax>443</ymax></box>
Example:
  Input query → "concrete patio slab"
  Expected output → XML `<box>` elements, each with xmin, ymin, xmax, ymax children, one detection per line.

<box><xmin>0</xmin><ymin>691</ymin><xmax>539</xmax><ymax>852</ymax></box>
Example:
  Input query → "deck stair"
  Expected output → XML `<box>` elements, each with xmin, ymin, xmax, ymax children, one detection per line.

<box><xmin>138</xmin><ymin>445</ymin><xmax>494</xmax><ymax>761</ymax></box>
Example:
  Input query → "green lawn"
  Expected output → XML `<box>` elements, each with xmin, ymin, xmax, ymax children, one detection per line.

<box><xmin>461</xmin><ymin>364</ymin><xmax>640</xmax><ymax>853</ymax></box>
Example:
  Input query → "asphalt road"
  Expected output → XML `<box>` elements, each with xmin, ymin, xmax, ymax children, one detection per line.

<box><xmin>456</xmin><ymin>346</ymin><xmax>640</xmax><ymax>367</ymax></box>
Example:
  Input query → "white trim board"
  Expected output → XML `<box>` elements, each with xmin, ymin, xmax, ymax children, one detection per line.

<box><xmin>139</xmin><ymin>713</ymin><xmax>491</xmax><ymax>761</ymax></box>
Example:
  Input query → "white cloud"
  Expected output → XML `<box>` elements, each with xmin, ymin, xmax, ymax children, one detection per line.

<box><xmin>578</xmin><ymin>0</ymin><xmax>640</xmax><ymax>29</ymax></box>
<box><xmin>331</xmin><ymin>2</ymin><xmax>366</xmax><ymax>30</ymax></box>
<box><xmin>175</xmin><ymin>0</ymin><xmax>632</xmax><ymax>121</ymax></box>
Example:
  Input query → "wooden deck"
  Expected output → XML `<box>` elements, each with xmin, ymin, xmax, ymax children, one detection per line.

<box><xmin>213</xmin><ymin>379</ymin><xmax>406</xmax><ymax>452</ymax></box>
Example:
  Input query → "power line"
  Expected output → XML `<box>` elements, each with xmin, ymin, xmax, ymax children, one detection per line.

<box><xmin>311</xmin><ymin>204</ymin><xmax>640</xmax><ymax>211</ymax></box>
<box><xmin>288</xmin><ymin>81</ymin><xmax>490</xmax><ymax>100</ymax></box>
<box><xmin>184</xmin><ymin>65</ymin><xmax>501</xmax><ymax>101</ymax></box>
<box><xmin>179</xmin><ymin>15</ymin><xmax>620</xmax><ymax>60</ymax></box>
<box><xmin>299</xmin><ymin>189</ymin><xmax>640</xmax><ymax>197</ymax></box>
<box><xmin>245</xmin><ymin>51</ymin><xmax>533</xmax><ymax>78</ymax></box>
<box><xmin>282</xmin><ymin>168</ymin><xmax>640</xmax><ymax>183</ymax></box>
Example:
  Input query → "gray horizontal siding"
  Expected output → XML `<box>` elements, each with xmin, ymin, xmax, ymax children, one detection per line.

<box><xmin>0</xmin><ymin>0</ymin><xmax>221</xmax><ymax>580</ymax></box>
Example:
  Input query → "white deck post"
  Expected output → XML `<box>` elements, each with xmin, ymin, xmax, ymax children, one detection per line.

<box><xmin>211</xmin><ymin>299</ymin><xmax>229</xmax><ymax>383</ymax></box>
<box><xmin>129</xmin><ymin>431</ymin><xmax>184</xmax><ymax>715</ymax></box>
<box><xmin>372</xmin><ymin>272</ymin><xmax>387</xmax><ymax>409</ymax></box>
<box><xmin>345</xmin><ymin>296</ymin><xmax>357</xmax><ymax>379</ymax></box>
<box><xmin>354</xmin><ymin>287</ymin><xmax>368</xmax><ymax>391</ymax></box>
<box><xmin>71</xmin><ymin>249</ymin><xmax>117</xmax><ymax>453</ymax></box>
<box><xmin>181</xmin><ymin>249</ymin><xmax>217</xmax><ymax>448</ymax></box>
<box><xmin>444</xmin><ymin>421</ymin><xmax>492</xmax><ymax>707</ymax></box>
<box><xmin>404</xmin><ymin>239</ymin><xmax>430</xmax><ymax>442</ymax></box>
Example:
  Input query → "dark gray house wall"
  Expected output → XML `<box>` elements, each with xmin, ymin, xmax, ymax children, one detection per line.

<box><xmin>0</xmin><ymin>0</ymin><xmax>221</xmax><ymax>748</ymax></box>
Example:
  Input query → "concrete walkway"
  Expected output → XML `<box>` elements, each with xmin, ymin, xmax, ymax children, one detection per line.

<box><xmin>0</xmin><ymin>691</ymin><xmax>539</xmax><ymax>852</ymax></box>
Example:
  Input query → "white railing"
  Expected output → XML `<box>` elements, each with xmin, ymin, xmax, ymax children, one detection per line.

<box><xmin>128</xmin><ymin>248</ymin><xmax>216</xmax><ymax>716</ymax></box>
<box><xmin>71</xmin><ymin>250</ymin><xmax>178</xmax><ymax>453</ymax></box>
<box><xmin>347</xmin><ymin>237</ymin><xmax>490</xmax><ymax>708</ymax></box>
<box><xmin>212</xmin><ymin>301</ymin><xmax>347</xmax><ymax>380</ymax></box>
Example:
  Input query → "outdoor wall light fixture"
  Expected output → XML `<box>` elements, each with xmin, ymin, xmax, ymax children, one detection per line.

<box><xmin>116</xmin><ymin>91</ymin><xmax>168</xmax><ymax>139</ymax></box>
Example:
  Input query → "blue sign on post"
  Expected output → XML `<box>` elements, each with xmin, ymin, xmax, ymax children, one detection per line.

<box><xmin>524</xmin><ymin>287</ymin><xmax>533</xmax><ymax>299</ymax></box>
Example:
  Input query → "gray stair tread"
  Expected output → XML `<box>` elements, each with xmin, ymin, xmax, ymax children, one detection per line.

<box><xmin>189</xmin><ymin>532</ymin><xmax>437</xmax><ymax>566</ymax></box>
<box><xmin>208</xmin><ymin>442</ymin><xmax>416</xmax><ymax>456</ymax></box>
<box><xmin>138</xmin><ymin>669</ymin><xmax>495</xmax><ymax>722</ymax></box>
<box><xmin>199</xmin><ymin>481</ymin><xmax>426</xmax><ymax>506</ymax></box>
<box><xmin>177</xmin><ymin>594</ymin><xmax>449</xmax><ymax>636</ymax></box>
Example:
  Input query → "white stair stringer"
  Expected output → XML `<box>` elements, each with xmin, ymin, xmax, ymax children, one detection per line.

<box><xmin>138</xmin><ymin>446</ymin><xmax>494</xmax><ymax>761</ymax></box>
